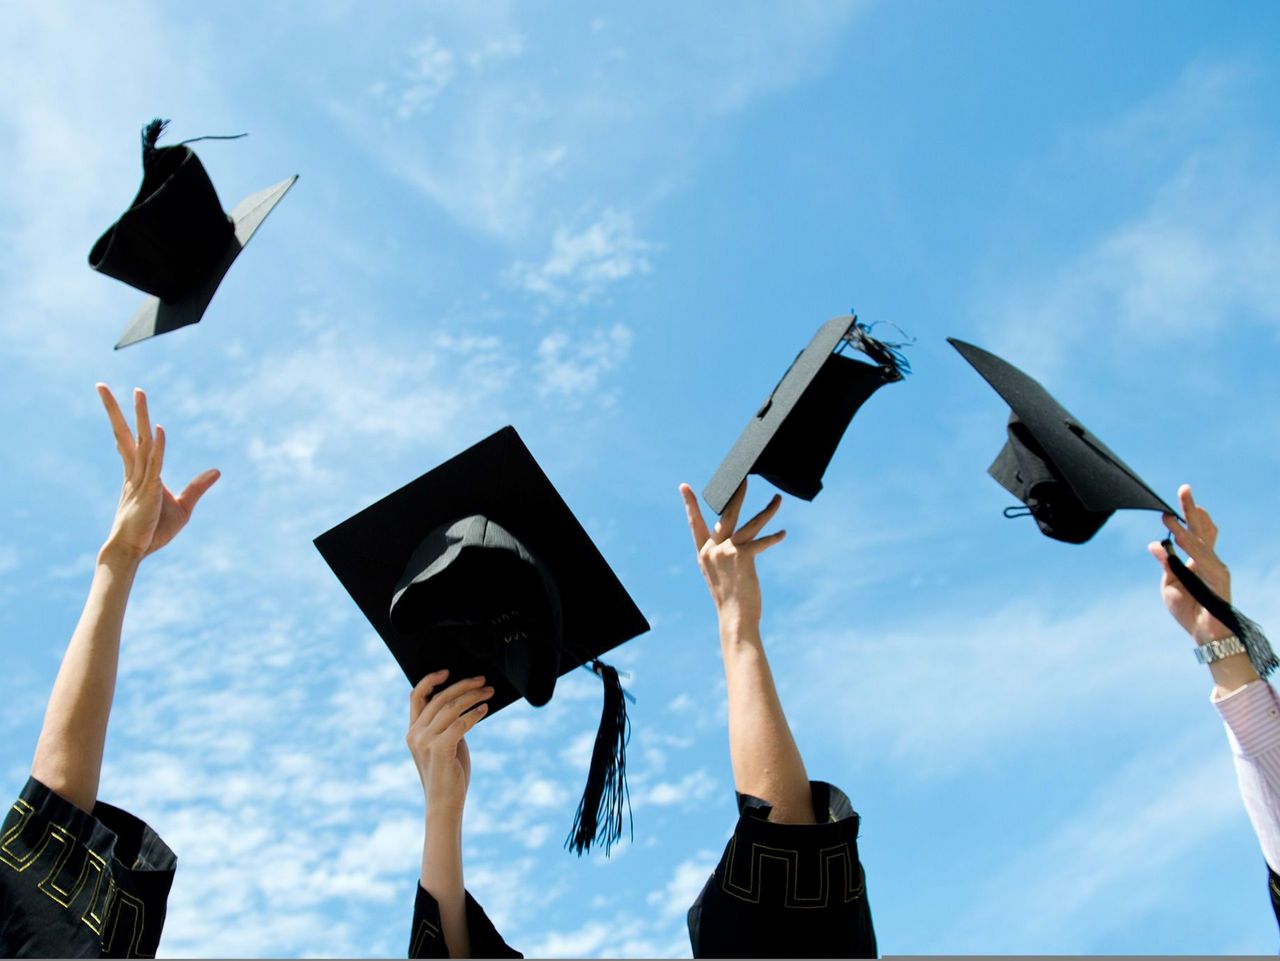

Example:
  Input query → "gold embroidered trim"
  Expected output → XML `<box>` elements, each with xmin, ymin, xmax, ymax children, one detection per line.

<box><xmin>103</xmin><ymin>888</ymin><xmax>148</xmax><ymax>958</ymax></box>
<box><xmin>410</xmin><ymin>917</ymin><xmax>441</xmax><ymax>957</ymax></box>
<box><xmin>720</xmin><ymin>835</ymin><xmax>865</xmax><ymax>908</ymax></box>
<box><xmin>2</xmin><ymin>798</ymin><xmax>149</xmax><ymax>955</ymax></box>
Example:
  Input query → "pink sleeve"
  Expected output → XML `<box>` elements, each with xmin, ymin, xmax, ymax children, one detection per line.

<box><xmin>1214</xmin><ymin>680</ymin><xmax>1280</xmax><ymax>874</ymax></box>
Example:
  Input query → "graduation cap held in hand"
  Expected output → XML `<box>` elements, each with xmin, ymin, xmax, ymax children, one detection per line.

<box><xmin>702</xmin><ymin>315</ymin><xmax>911</xmax><ymax>514</ymax></box>
<box><xmin>315</xmin><ymin>426</ymin><xmax>650</xmax><ymax>854</ymax></box>
<box><xmin>89</xmin><ymin>119</ymin><xmax>297</xmax><ymax>349</ymax></box>
<box><xmin>949</xmin><ymin>336</ymin><xmax>1276</xmax><ymax>677</ymax></box>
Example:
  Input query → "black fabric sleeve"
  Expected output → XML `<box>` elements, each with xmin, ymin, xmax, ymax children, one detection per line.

<box><xmin>0</xmin><ymin>777</ymin><xmax>176</xmax><ymax>959</ymax></box>
<box><xmin>686</xmin><ymin>781</ymin><xmax>877</xmax><ymax>959</ymax></box>
<box><xmin>1268</xmin><ymin>864</ymin><xmax>1280</xmax><ymax>932</ymax></box>
<box><xmin>409</xmin><ymin>883</ymin><xmax>523</xmax><ymax>958</ymax></box>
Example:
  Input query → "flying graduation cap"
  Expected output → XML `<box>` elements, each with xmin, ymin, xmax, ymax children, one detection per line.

<box><xmin>702</xmin><ymin>314</ymin><xmax>911</xmax><ymax>513</ymax></box>
<box><xmin>949</xmin><ymin>336</ymin><xmax>1276</xmax><ymax>677</ymax></box>
<box><xmin>89</xmin><ymin>119</ymin><xmax>297</xmax><ymax>349</ymax></box>
<box><xmin>315</xmin><ymin>426</ymin><xmax>650</xmax><ymax>855</ymax></box>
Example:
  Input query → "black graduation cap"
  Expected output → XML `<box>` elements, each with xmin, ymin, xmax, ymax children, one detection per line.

<box><xmin>950</xmin><ymin>336</ymin><xmax>1276</xmax><ymax>676</ymax></box>
<box><xmin>89</xmin><ymin>119</ymin><xmax>296</xmax><ymax>349</ymax></box>
<box><xmin>314</xmin><ymin>426</ymin><xmax>650</xmax><ymax>854</ymax></box>
<box><xmin>702</xmin><ymin>315</ymin><xmax>910</xmax><ymax>513</ymax></box>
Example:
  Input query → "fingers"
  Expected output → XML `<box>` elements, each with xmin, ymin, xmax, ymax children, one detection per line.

<box><xmin>679</xmin><ymin>483</ymin><xmax>711</xmax><ymax>550</ymax></box>
<box><xmin>1162</xmin><ymin>512</ymin><xmax>1214</xmax><ymax>566</ymax></box>
<box><xmin>426</xmin><ymin>682</ymin><xmax>495</xmax><ymax>736</ymax></box>
<box><xmin>1178</xmin><ymin>483</ymin><xmax>1219</xmax><ymax>548</ymax></box>
<box><xmin>713</xmin><ymin>480</ymin><xmax>747</xmax><ymax>543</ymax></box>
<box><xmin>134</xmin><ymin>388</ymin><xmax>153</xmax><ymax>468</ymax></box>
<box><xmin>744</xmin><ymin>529</ymin><xmax>786</xmax><ymax>556</ymax></box>
<box><xmin>96</xmin><ymin>384</ymin><xmax>137</xmax><ymax>467</ymax></box>
<box><xmin>440</xmin><ymin>701</ymin><xmax>488</xmax><ymax>745</ymax></box>
<box><xmin>1178</xmin><ymin>483</ymin><xmax>1195</xmax><ymax>519</ymax></box>
<box><xmin>1147</xmin><ymin>539</ymin><xmax>1174</xmax><ymax>574</ymax></box>
<box><xmin>176</xmin><ymin>468</ymin><xmax>221</xmax><ymax>516</ymax></box>
<box><xmin>414</xmin><ymin>675</ymin><xmax>489</xmax><ymax>732</ymax></box>
<box><xmin>410</xmin><ymin>669</ymin><xmax>449</xmax><ymax>725</ymax></box>
<box><xmin>734</xmin><ymin>493</ymin><xmax>782</xmax><ymax>544</ymax></box>
<box><xmin>145</xmin><ymin>425</ymin><xmax>167</xmax><ymax>484</ymax></box>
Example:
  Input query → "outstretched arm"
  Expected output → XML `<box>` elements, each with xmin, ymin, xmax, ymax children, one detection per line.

<box><xmin>1147</xmin><ymin>483</ymin><xmax>1259</xmax><ymax>697</ymax></box>
<box><xmin>1150</xmin><ymin>484</ymin><xmax>1280</xmax><ymax>875</ymax></box>
<box><xmin>30</xmin><ymin>385</ymin><xmax>218</xmax><ymax>813</ymax></box>
<box><xmin>680</xmin><ymin>480</ymin><xmax>813</xmax><ymax>824</ymax></box>
<box><xmin>406</xmin><ymin>670</ymin><xmax>494</xmax><ymax>959</ymax></box>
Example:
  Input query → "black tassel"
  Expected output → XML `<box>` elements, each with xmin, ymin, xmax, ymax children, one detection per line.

<box><xmin>565</xmin><ymin>659</ymin><xmax>632</xmax><ymax>856</ymax></box>
<box><xmin>141</xmin><ymin>118</ymin><xmax>170</xmax><ymax>156</ymax></box>
<box><xmin>1163</xmin><ymin>538</ymin><xmax>1278</xmax><ymax>677</ymax></box>
<box><xmin>843</xmin><ymin>316</ymin><xmax>913</xmax><ymax>381</ymax></box>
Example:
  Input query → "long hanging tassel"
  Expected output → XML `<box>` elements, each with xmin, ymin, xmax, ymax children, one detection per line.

<box><xmin>1163</xmin><ymin>538</ymin><xmax>1278</xmax><ymax>677</ymax></box>
<box><xmin>565</xmin><ymin>659</ymin><xmax>632</xmax><ymax>856</ymax></box>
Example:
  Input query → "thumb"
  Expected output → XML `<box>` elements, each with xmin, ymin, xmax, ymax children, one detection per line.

<box><xmin>177</xmin><ymin>469</ymin><xmax>221</xmax><ymax>515</ymax></box>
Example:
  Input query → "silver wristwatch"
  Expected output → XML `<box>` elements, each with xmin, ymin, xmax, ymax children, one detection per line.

<box><xmin>1194</xmin><ymin>635</ymin><xmax>1245</xmax><ymax>665</ymax></box>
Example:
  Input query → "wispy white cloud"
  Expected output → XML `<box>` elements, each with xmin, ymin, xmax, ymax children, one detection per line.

<box><xmin>330</xmin><ymin>2</ymin><xmax>870</xmax><ymax>241</ymax></box>
<box><xmin>636</xmin><ymin>769</ymin><xmax>718</xmax><ymax>809</ymax></box>
<box><xmin>535</xmin><ymin>323</ymin><xmax>634</xmax><ymax>404</ymax></box>
<box><xmin>784</xmin><ymin>583</ymin><xmax>1220</xmax><ymax>777</ymax></box>
<box><xmin>508</xmin><ymin>208</ymin><xmax>653</xmax><ymax>303</ymax></box>
<box><xmin>938</xmin><ymin>729</ymin><xmax>1247</xmax><ymax>952</ymax></box>
<box><xmin>390</xmin><ymin>36</ymin><xmax>457</xmax><ymax>118</ymax></box>
<box><xmin>981</xmin><ymin>62</ymin><xmax>1280</xmax><ymax>376</ymax></box>
<box><xmin>520</xmin><ymin>911</ymin><xmax>692</xmax><ymax>960</ymax></box>
<box><xmin>647</xmin><ymin>850</ymin><xmax>719</xmax><ymax>919</ymax></box>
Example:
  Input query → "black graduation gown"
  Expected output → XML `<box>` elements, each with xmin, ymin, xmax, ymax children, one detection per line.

<box><xmin>0</xmin><ymin>777</ymin><xmax>176</xmax><ymax>958</ymax></box>
<box><xmin>687</xmin><ymin>781</ymin><xmax>877</xmax><ymax>959</ymax></box>
<box><xmin>409</xmin><ymin>883</ymin><xmax>522</xmax><ymax>958</ymax></box>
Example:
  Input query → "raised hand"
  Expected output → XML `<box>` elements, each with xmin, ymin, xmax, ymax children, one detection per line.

<box><xmin>406</xmin><ymin>671</ymin><xmax>493</xmax><ymax>814</ymax></box>
<box><xmin>680</xmin><ymin>479</ymin><xmax>786</xmax><ymax>629</ymax></box>
<box><xmin>97</xmin><ymin>384</ymin><xmax>220</xmax><ymax>562</ymax></box>
<box><xmin>1147</xmin><ymin>483</ymin><xmax>1232</xmax><ymax>643</ymax></box>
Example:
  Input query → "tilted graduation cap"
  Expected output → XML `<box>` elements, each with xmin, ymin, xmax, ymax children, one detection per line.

<box><xmin>702</xmin><ymin>315</ymin><xmax>910</xmax><ymax>513</ymax></box>
<box><xmin>89</xmin><ymin>119</ymin><xmax>297</xmax><ymax>349</ymax></box>
<box><xmin>315</xmin><ymin>426</ymin><xmax>651</xmax><ymax>854</ymax></box>
<box><xmin>950</xmin><ymin>336</ymin><xmax>1276</xmax><ymax>677</ymax></box>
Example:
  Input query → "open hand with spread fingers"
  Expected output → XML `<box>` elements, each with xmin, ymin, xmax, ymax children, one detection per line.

<box><xmin>406</xmin><ymin>670</ymin><xmax>494</xmax><ymax>815</ymax></box>
<box><xmin>680</xmin><ymin>479</ymin><xmax>786</xmax><ymax>630</ymax></box>
<box><xmin>1147</xmin><ymin>483</ymin><xmax>1232</xmax><ymax>644</ymax></box>
<box><xmin>97</xmin><ymin>384</ymin><xmax>220</xmax><ymax>564</ymax></box>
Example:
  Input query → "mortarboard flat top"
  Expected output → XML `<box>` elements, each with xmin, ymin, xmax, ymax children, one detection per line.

<box><xmin>88</xmin><ymin>119</ymin><xmax>296</xmax><ymax>349</ymax></box>
<box><xmin>702</xmin><ymin>315</ymin><xmax>907</xmax><ymax>514</ymax></box>
<box><xmin>111</xmin><ymin>175</ymin><xmax>297</xmax><ymax>349</ymax></box>
<box><xmin>314</xmin><ymin>426</ymin><xmax>650</xmax><ymax>716</ymax></box>
<box><xmin>948</xmin><ymin>337</ymin><xmax>1177</xmax><ymax>542</ymax></box>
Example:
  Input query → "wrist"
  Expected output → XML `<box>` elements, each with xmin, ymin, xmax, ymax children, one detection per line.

<box><xmin>98</xmin><ymin>537</ymin><xmax>146</xmax><ymax>569</ymax></box>
<box><xmin>1192</xmin><ymin>624</ymin><xmax>1234</xmax><ymax>645</ymax></box>
<box><xmin>425</xmin><ymin>792</ymin><xmax>466</xmax><ymax>827</ymax></box>
<box><xmin>717</xmin><ymin>607</ymin><xmax>761</xmax><ymax>639</ymax></box>
<box><xmin>719</xmin><ymin>618</ymin><xmax>764</xmax><ymax>654</ymax></box>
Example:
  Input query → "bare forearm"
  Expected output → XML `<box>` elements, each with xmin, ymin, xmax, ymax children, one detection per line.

<box><xmin>1207</xmin><ymin>652</ymin><xmax>1261</xmax><ymax>699</ymax></box>
<box><xmin>719</xmin><ymin>617</ymin><xmax>814</xmax><ymax>824</ymax></box>
<box><xmin>31</xmin><ymin>545</ymin><xmax>140</xmax><ymax>812</ymax></box>
<box><xmin>421</xmin><ymin>805</ymin><xmax>470</xmax><ymax>958</ymax></box>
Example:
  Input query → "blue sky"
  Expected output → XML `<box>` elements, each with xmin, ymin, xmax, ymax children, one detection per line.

<box><xmin>3</xmin><ymin>1</ymin><xmax>1280</xmax><ymax>955</ymax></box>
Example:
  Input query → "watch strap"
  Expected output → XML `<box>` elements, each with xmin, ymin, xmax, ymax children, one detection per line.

<box><xmin>1195</xmin><ymin>634</ymin><xmax>1246</xmax><ymax>665</ymax></box>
